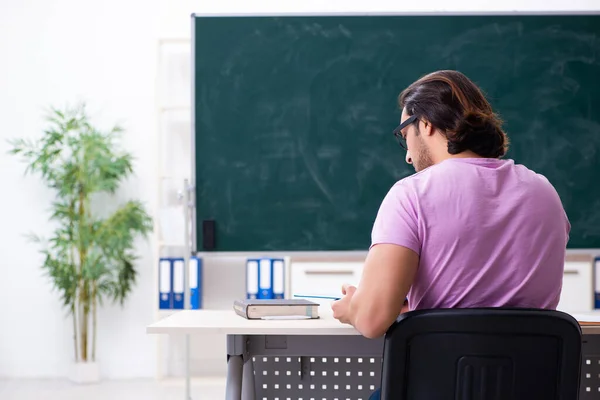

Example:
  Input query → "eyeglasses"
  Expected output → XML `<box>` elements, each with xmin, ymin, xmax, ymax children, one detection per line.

<box><xmin>392</xmin><ymin>115</ymin><xmax>419</xmax><ymax>150</ymax></box>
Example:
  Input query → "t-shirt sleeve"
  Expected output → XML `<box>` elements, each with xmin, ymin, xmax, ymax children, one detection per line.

<box><xmin>370</xmin><ymin>181</ymin><xmax>421</xmax><ymax>255</ymax></box>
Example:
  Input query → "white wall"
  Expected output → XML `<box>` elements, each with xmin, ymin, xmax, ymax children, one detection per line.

<box><xmin>0</xmin><ymin>0</ymin><xmax>599</xmax><ymax>380</ymax></box>
<box><xmin>0</xmin><ymin>0</ymin><xmax>161</xmax><ymax>379</ymax></box>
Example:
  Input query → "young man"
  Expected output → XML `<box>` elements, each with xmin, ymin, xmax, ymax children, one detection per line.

<box><xmin>331</xmin><ymin>70</ymin><xmax>570</xmax><ymax>400</ymax></box>
<box><xmin>331</xmin><ymin>70</ymin><xmax>570</xmax><ymax>338</ymax></box>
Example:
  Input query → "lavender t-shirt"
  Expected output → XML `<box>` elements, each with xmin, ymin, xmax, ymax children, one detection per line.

<box><xmin>371</xmin><ymin>158</ymin><xmax>570</xmax><ymax>311</ymax></box>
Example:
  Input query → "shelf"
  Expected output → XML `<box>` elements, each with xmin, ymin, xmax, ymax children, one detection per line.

<box><xmin>158</xmin><ymin>241</ymin><xmax>186</xmax><ymax>247</ymax></box>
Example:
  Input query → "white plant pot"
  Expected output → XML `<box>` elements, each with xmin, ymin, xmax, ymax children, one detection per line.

<box><xmin>69</xmin><ymin>361</ymin><xmax>100</xmax><ymax>384</ymax></box>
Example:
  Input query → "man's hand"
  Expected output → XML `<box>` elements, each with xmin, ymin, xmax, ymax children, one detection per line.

<box><xmin>331</xmin><ymin>283</ymin><xmax>357</xmax><ymax>325</ymax></box>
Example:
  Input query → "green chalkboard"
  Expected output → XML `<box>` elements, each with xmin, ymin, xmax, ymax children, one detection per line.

<box><xmin>193</xmin><ymin>13</ymin><xmax>600</xmax><ymax>251</ymax></box>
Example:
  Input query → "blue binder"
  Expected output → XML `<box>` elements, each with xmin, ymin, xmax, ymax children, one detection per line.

<box><xmin>258</xmin><ymin>258</ymin><xmax>273</xmax><ymax>299</ymax></box>
<box><xmin>594</xmin><ymin>257</ymin><xmax>600</xmax><ymax>309</ymax></box>
<box><xmin>158</xmin><ymin>258</ymin><xmax>172</xmax><ymax>309</ymax></box>
<box><xmin>246</xmin><ymin>258</ymin><xmax>259</xmax><ymax>299</ymax></box>
<box><xmin>190</xmin><ymin>256</ymin><xmax>203</xmax><ymax>309</ymax></box>
<box><xmin>172</xmin><ymin>258</ymin><xmax>185</xmax><ymax>309</ymax></box>
<box><xmin>272</xmin><ymin>258</ymin><xmax>285</xmax><ymax>299</ymax></box>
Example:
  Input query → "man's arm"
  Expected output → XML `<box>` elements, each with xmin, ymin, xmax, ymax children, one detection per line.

<box><xmin>347</xmin><ymin>243</ymin><xmax>418</xmax><ymax>338</ymax></box>
<box><xmin>331</xmin><ymin>180</ymin><xmax>420</xmax><ymax>337</ymax></box>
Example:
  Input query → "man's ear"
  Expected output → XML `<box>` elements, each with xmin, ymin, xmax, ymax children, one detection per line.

<box><xmin>421</xmin><ymin>119</ymin><xmax>434</xmax><ymax>136</ymax></box>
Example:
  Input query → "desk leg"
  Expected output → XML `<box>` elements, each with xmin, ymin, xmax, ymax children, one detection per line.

<box><xmin>242</xmin><ymin>357</ymin><xmax>256</xmax><ymax>400</ymax></box>
<box><xmin>226</xmin><ymin>355</ymin><xmax>243</xmax><ymax>400</ymax></box>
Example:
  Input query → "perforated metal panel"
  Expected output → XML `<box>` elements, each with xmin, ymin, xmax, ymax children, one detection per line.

<box><xmin>252</xmin><ymin>356</ymin><xmax>382</xmax><ymax>400</ymax></box>
<box><xmin>580</xmin><ymin>335</ymin><xmax>600</xmax><ymax>400</ymax></box>
<box><xmin>232</xmin><ymin>332</ymin><xmax>600</xmax><ymax>400</ymax></box>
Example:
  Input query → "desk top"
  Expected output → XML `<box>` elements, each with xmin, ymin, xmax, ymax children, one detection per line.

<box><xmin>147</xmin><ymin>309</ymin><xmax>359</xmax><ymax>335</ymax></box>
<box><xmin>147</xmin><ymin>309</ymin><xmax>600</xmax><ymax>336</ymax></box>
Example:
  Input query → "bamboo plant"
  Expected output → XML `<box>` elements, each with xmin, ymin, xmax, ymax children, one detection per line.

<box><xmin>9</xmin><ymin>104</ymin><xmax>153</xmax><ymax>363</ymax></box>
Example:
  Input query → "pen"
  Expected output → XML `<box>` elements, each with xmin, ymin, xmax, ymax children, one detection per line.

<box><xmin>294</xmin><ymin>294</ymin><xmax>408</xmax><ymax>302</ymax></box>
<box><xmin>293</xmin><ymin>294</ymin><xmax>341</xmax><ymax>300</ymax></box>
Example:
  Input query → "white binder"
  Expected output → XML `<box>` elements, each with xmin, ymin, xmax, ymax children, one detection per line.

<box><xmin>246</xmin><ymin>259</ymin><xmax>259</xmax><ymax>299</ymax></box>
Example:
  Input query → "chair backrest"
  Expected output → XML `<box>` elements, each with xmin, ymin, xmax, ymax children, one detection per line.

<box><xmin>380</xmin><ymin>308</ymin><xmax>582</xmax><ymax>400</ymax></box>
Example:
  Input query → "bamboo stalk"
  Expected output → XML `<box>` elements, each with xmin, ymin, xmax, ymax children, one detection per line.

<box><xmin>78</xmin><ymin>189</ymin><xmax>88</xmax><ymax>362</ymax></box>
<box><xmin>92</xmin><ymin>281</ymin><xmax>97</xmax><ymax>362</ymax></box>
<box><xmin>81</xmin><ymin>283</ymin><xmax>89</xmax><ymax>362</ymax></box>
<box><xmin>69</xmin><ymin>200</ymin><xmax>79</xmax><ymax>363</ymax></box>
<box><xmin>72</xmin><ymin>302</ymin><xmax>78</xmax><ymax>362</ymax></box>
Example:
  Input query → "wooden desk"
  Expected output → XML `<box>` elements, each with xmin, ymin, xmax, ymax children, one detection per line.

<box><xmin>147</xmin><ymin>310</ymin><xmax>600</xmax><ymax>400</ymax></box>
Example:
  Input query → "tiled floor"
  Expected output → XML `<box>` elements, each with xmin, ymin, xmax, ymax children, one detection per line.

<box><xmin>0</xmin><ymin>377</ymin><xmax>226</xmax><ymax>400</ymax></box>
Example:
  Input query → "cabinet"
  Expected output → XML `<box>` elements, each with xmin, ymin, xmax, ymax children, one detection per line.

<box><xmin>557</xmin><ymin>258</ymin><xmax>594</xmax><ymax>313</ymax></box>
<box><xmin>290</xmin><ymin>261</ymin><xmax>363</xmax><ymax>298</ymax></box>
<box><xmin>290</xmin><ymin>258</ymin><xmax>596</xmax><ymax>314</ymax></box>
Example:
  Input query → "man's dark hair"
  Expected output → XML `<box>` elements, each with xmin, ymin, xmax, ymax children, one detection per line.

<box><xmin>398</xmin><ymin>70</ymin><xmax>509</xmax><ymax>158</ymax></box>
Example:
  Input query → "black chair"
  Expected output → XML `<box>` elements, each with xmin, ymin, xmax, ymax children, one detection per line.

<box><xmin>380</xmin><ymin>308</ymin><xmax>582</xmax><ymax>400</ymax></box>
